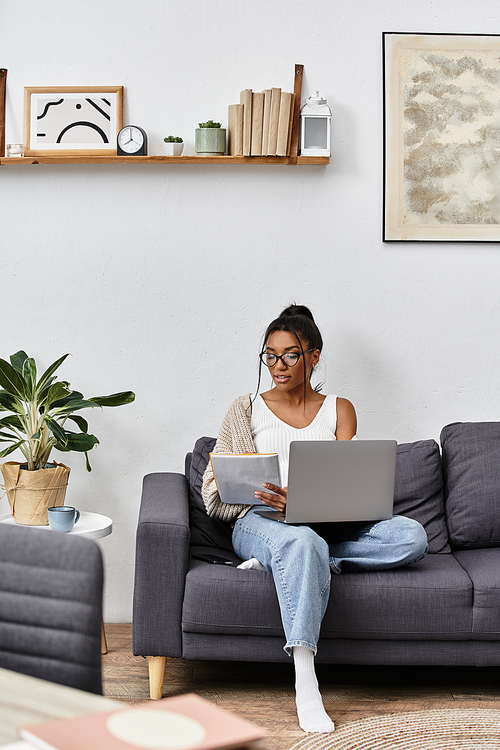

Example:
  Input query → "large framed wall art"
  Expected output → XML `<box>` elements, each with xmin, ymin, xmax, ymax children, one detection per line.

<box><xmin>384</xmin><ymin>33</ymin><xmax>500</xmax><ymax>242</ymax></box>
<box><xmin>24</xmin><ymin>86</ymin><xmax>123</xmax><ymax>156</ymax></box>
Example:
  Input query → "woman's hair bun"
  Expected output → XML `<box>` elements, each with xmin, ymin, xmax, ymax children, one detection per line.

<box><xmin>280</xmin><ymin>304</ymin><xmax>315</xmax><ymax>322</ymax></box>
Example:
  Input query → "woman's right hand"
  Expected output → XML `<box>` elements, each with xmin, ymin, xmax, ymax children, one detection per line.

<box><xmin>255</xmin><ymin>484</ymin><xmax>287</xmax><ymax>512</ymax></box>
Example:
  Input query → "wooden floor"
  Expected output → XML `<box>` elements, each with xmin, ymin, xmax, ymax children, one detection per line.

<box><xmin>102</xmin><ymin>625</ymin><xmax>500</xmax><ymax>750</ymax></box>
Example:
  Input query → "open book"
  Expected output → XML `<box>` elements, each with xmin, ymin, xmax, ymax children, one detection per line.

<box><xmin>19</xmin><ymin>693</ymin><xmax>266</xmax><ymax>750</ymax></box>
<box><xmin>210</xmin><ymin>453</ymin><xmax>281</xmax><ymax>504</ymax></box>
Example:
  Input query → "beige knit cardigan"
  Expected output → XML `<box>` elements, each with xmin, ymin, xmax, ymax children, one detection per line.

<box><xmin>201</xmin><ymin>394</ymin><xmax>256</xmax><ymax>524</ymax></box>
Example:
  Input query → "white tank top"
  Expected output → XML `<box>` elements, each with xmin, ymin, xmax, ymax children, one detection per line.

<box><xmin>250</xmin><ymin>394</ymin><xmax>338</xmax><ymax>485</ymax></box>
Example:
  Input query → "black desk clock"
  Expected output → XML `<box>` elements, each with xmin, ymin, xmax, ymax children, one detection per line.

<box><xmin>117</xmin><ymin>126</ymin><xmax>148</xmax><ymax>155</ymax></box>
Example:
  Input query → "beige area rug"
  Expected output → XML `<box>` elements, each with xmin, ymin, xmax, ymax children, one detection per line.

<box><xmin>287</xmin><ymin>709</ymin><xmax>500</xmax><ymax>750</ymax></box>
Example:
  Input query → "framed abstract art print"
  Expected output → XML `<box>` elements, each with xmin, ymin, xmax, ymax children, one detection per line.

<box><xmin>24</xmin><ymin>86</ymin><xmax>123</xmax><ymax>156</ymax></box>
<box><xmin>384</xmin><ymin>33</ymin><xmax>500</xmax><ymax>241</ymax></box>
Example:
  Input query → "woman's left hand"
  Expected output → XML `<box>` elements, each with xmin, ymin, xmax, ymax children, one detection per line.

<box><xmin>255</xmin><ymin>484</ymin><xmax>287</xmax><ymax>512</ymax></box>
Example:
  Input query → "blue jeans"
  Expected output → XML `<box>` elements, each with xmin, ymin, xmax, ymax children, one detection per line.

<box><xmin>232</xmin><ymin>508</ymin><xmax>428</xmax><ymax>656</ymax></box>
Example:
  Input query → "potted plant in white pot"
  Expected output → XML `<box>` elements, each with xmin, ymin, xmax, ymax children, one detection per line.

<box><xmin>195</xmin><ymin>120</ymin><xmax>226</xmax><ymax>155</ymax></box>
<box><xmin>0</xmin><ymin>351</ymin><xmax>135</xmax><ymax>525</ymax></box>
<box><xmin>163</xmin><ymin>136</ymin><xmax>184</xmax><ymax>156</ymax></box>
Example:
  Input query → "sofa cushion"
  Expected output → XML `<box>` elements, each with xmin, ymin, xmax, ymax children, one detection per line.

<box><xmin>183</xmin><ymin>559</ymin><xmax>284</xmax><ymax>637</ymax></box>
<box><xmin>322</xmin><ymin>554</ymin><xmax>472</xmax><ymax>640</ymax></box>
<box><xmin>441</xmin><ymin>422</ymin><xmax>500</xmax><ymax>549</ymax></box>
<box><xmin>182</xmin><ymin>553</ymin><xmax>472</xmax><ymax>640</ymax></box>
<box><xmin>188</xmin><ymin>436</ymin><xmax>233</xmax><ymax>552</ymax></box>
<box><xmin>453</xmin><ymin>549</ymin><xmax>500</xmax><ymax>639</ymax></box>
<box><xmin>393</xmin><ymin>440</ymin><xmax>450</xmax><ymax>553</ymax></box>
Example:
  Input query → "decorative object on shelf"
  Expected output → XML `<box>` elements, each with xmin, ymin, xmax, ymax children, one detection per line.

<box><xmin>299</xmin><ymin>91</ymin><xmax>331</xmax><ymax>157</ymax></box>
<box><xmin>230</xmin><ymin>87</ymin><xmax>295</xmax><ymax>157</ymax></box>
<box><xmin>195</xmin><ymin>121</ymin><xmax>226</xmax><ymax>155</ymax></box>
<box><xmin>227</xmin><ymin>104</ymin><xmax>244</xmax><ymax>156</ymax></box>
<box><xmin>117</xmin><ymin>125</ymin><xmax>148</xmax><ymax>156</ymax></box>
<box><xmin>23</xmin><ymin>86</ymin><xmax>123</xmax><ymax>157</ymax></box>
<box><xmin>384</xmin><ymin>33</ymin><xmax>500</xmax><ymax>242</ymax></box>
<box><xmin>6</xmin><ymin>143</ymin><xmax>23</xmax><ymax>157</ymax></box>
<box><xmin>0</xmin><ymin>350</ymin><xmax>135</xmax><ymax>525</ymax></box>
<box><xmin>163</xmin><ymin>136</ymin><xmax>184</xmax><ymax>156</ymax></box>
<box><xmin>0</xmin><ymin>69</ymin><xmax>6</xmax><ymax>159</ymax></box>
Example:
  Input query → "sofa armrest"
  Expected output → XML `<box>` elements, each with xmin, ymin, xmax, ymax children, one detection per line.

<box><xmin>132</xmin><ymin>472</ymin><xmax>190</xmax><ymax>658</ymax></box>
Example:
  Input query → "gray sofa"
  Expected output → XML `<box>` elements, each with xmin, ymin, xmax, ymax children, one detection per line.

<box><xmin>133</xmin><ymin>422</ymin><xmax>500</xmax><ymax>699</ymax></box>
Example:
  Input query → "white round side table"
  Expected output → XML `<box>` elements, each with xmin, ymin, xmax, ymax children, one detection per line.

<box><xmin>0</xmin><ymin>510</ymin><xmax>112</xmax><ymax>539</ymax></box>
<box><xmin>0</xmin><ymin>510</ymin><xmax>113</xmax><ymax>653</ymax></box>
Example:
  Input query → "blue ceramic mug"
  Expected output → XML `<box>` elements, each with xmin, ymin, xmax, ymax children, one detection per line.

<box><xmin>47</xmin><ymin>506</ymin><xmax>80</xmax><ymax>532</ymax></box>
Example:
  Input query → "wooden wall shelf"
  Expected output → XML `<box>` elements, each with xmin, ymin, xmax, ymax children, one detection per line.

<box><xmin>0</xmin><ymin>155</ymin><xmax>328</xmax><ymax>166</ymax></box>
<box><xmin>0</xmin><ymin>66</ymin><xmax>330</xmax><ymax>168</ymax></box>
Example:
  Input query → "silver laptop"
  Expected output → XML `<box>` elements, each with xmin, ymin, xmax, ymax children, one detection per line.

<box><xmin>255</xmin><ymin>440</ymin><xmax>397</xmax><ymax>524</ymax></box>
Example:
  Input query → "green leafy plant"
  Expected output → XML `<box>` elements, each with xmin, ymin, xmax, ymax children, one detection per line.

<box><xmin>198</xmin><ymin>120</ymin><xmax>221</xmax><ymax>128</ymax></box>
<box><xmin>0</xmin><ymin>351</ymin><xmax>135</xmax><ymax>472</ymax></box>
<box><xmin>164</xmin><ymin>136</ymin><xmax>183</xmax><ymax>143</ymax></box>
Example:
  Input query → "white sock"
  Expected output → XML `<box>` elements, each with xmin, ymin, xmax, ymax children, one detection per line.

<box><xmin>293</xmin><ymin>647</ymin><xmax>335</xmax><ymax>733</ymax></box>
<box><xmin>237</xmin><ymin>557</ymin><xmax>266</xmax><ymax>570</ymax></box>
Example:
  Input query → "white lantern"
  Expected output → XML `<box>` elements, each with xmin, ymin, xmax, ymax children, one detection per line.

<box><xmin>299</xmin><ymin>91</ymin><xmax>331</xmax><ymax>157</ymax></box>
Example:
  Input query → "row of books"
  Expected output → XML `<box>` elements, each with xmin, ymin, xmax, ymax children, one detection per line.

<box><xmin>228</xmin><ymin>88</ymin><xmax>296</xmax><ymax>157</ymax></box>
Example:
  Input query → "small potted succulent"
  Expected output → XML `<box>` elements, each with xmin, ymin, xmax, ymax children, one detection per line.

<box><xmin>195</xmin><ymin>120</ymin><xmax>226</xmax><ymax>156</ymax></box>
<box><xmin>0</xmin><ymin>351</ymin><xmax>135</xmax><ymax>525</ymax></box>
<box><xmin>163</xmin><ymin>136</ymin><xmax>184</xmax><ymax>156</ymax></box>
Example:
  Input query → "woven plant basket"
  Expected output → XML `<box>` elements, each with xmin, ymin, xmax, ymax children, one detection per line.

<box><xmin>1</xmin><ymin>461</ymin><xmax>71</xmax><ymax>526</ymax></box>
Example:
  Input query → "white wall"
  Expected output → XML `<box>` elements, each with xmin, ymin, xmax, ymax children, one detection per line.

<box><xmin>2</xmin><ymin>0</ymin><xmax>500</xmax><ymax>621</ymax></box>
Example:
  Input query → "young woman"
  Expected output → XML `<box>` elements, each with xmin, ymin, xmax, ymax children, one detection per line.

<box><xmin>202</xmin><ymin>305</ymin><xmax>428</xmax><ymax>734</ymax></box>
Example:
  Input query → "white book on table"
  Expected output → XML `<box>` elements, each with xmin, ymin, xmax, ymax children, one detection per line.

<box><xmin>209</xmin><ymin>453</ymin><xmax>281</xmax><ymax>504</ymax></box>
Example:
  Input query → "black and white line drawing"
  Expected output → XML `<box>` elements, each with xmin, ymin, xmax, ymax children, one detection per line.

<box><xmin>24</xmin><ymin>87</ymin><xmax>123</xmax><ymax>156</ymax></box>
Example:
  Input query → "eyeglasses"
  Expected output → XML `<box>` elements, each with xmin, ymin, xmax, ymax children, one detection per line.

<box><xmin>259</xmin><ymin>349</ymin><xmax>315</xmax><ymax>368</ymax></box>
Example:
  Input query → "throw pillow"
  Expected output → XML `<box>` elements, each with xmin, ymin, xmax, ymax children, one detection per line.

<box><xmin>393</xmin><ymin>439</ymin><xmax>450</xmax><ymax>554</ymax></box>
<box><xmin>188</xmin><ymin>436</ymin><xmax>234</xmax><ymax>551</ymax></box>
<box><xmin>441</xmin><ymin>422</ymin><xmax>500</xmax><ymax>549</ymax></box>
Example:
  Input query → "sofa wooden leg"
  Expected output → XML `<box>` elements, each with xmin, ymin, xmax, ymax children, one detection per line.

<box><xmin>148</xmin><ymin>656</ymin><xmax>166</xmax><ymax>700</ymax></box>
<box><xmin>101</xmin><ymin>619</ymin><xmax>108</xmax><ymax>655</ymax></box>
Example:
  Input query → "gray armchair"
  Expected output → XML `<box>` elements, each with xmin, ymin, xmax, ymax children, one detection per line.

<box><xmin>0</xmin><ymin>524</ymin><xmax>104</xmax><ymax>694</ymax></box>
